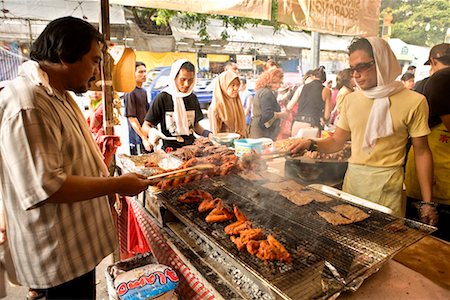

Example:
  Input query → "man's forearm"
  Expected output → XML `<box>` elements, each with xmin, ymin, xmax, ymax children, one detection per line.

<box><xmin>46</xmin><ymin>175</ymin><xmax>119</xmax><ymax>204</ymax></box>
<box><xmin>128</xmin><ymin>117</ymin><xmax>146</xmax><ymax>139</ymax></box>
<box><xmin>414</xmin><ymin>147</ymin><xmax>433</xmax><ymax>202</ymax></box>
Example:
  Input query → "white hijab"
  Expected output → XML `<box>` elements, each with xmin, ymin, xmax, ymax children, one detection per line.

<box><xmin>361</xmin><ymin>37</ymin><xmax>405</xmax><ymax>153</ymax></box>
<box><xmin>162</xmin><ymin>59</ymin><xmax>196</xmax><ymax>136</ymax></box>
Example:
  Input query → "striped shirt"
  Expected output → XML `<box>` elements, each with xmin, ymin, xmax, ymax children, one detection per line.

<box><xmin>0</xmin><ymin>63</ymin><xmax>116</xmax><ymax>288</ymax></box>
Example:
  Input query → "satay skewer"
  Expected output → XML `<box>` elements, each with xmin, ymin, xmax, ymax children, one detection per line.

<box><xmin>147</xmin><ymin>163</ymin><xmax>215</xmax><ymax>181</ymax></box>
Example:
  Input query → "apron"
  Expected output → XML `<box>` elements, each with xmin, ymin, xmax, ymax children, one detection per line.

<box><xmin>343</xmin><ymin>163</ymin><xmax>405</xmax><ymax>217</ymax></box>
<box><xmin>405</xmin><ymin>123</ymin><xmax>450</xmax><ymax>205</ymax></box>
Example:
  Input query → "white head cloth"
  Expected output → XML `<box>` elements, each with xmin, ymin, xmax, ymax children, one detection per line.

<box><xmin>361</xmin><ymin>37</ymin><xmax>405</xmax><ymax>153</ymax></box>
<box><xmin>162</xmin><ymin>59</ymin><xmax>196</xmax><ymax>136</ymax></box>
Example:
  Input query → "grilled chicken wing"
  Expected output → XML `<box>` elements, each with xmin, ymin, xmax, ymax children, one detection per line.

<box><xmin>178</xmin><ymin>190</ymin><xmax>213</xmax><ymax>204</ymax></box>
<box><xmin>224</xmin><ymin>220</ymin><xmax>252</xmax><ymax>235</ymax></box>
<box><xmin>198</xmin><ymin>198</ymin><xmax>222</xmax><ymax>213</ymax></box>
<box><xmin>205</xmin><ymin>202</ymin><xmax>233</xmax><ymax>223</ymax></box>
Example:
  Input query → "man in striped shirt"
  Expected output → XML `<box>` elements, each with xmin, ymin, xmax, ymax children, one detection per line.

<box><xmin>0</xmin><ymin>17</ymin><xmax>152</xmax><ymax>299</ymax></box>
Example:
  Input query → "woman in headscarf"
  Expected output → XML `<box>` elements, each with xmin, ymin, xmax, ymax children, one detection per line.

<box><xmin>249</xmin><ymin>68</ymin><xmax>288</xmax><ymax>140</ymax></box>
<box><xmin>209</xmin><ymin>70</ymin><xmax>247</xmax><ymax>137</ymax></box>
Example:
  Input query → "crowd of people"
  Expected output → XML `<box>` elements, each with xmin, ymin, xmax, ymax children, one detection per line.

<box><xmin>0</xmin><ymin>14</ymin><xmax>449</xmax><ymax>300</ymax></box>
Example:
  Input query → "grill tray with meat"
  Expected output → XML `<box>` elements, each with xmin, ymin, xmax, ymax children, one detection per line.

<box><xmin>156</xmin><ymin>174</ymin><xmax>434</xmax><ymax>299</ymax></box>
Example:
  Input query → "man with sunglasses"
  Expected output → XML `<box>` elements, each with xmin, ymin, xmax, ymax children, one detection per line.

<box><xmin>291</xmin><ymin>37</ymin><xmax>436</xmax><ymax>225</ymax></box>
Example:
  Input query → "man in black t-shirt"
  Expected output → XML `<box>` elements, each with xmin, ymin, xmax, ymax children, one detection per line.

<box><xmin>405</xmin><ymin>43</ymin><xmax>450</xmax><ymax>241</ymax></box>
<box><xmin>124</xmin><ymin>61</ymin><xmax>151</xmax><ymax>155</ymax></box>
<box><xmin>142</xmin><ymin>60</ymin><xmax>211</xmax><ymax>151</ymax></box>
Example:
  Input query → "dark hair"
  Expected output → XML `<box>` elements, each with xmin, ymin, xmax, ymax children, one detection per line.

<box><xmin>401</xmin><ymin>72</ymin><xmax>414</xmax><ymax>81</ymax></box>
<box><xmin>30</xmin><ymin>16</ymin><xmax>103</xmax><ymax>63</ymax></box>
<box><xmin>223</xmin><ymin>60</ymin><xmax>235</xmax><ymax>70</ymax></box>
<box><xmin>336</xmin><ymin>68</ymin><xmax>353</xmax><ymax>89</ymax></box>
<box><xmin>136</xmin><ymin>61</ymin><xmax>146</xmax><ymax>69</ymax></box>
<box><xmin>303</xmin><ymin>69</ymin><xmax>313</xmax><ymax>81</ymax></box>
<box><xmin>176</xmin><ymin>61</ymin><xmax>195</xmax><ymax>77</ymax></box>
<box><xmin>311</xmin><ymin>66</ymin><xmax>326</xmax><ymax>83</ymax></box>
<box><xmin>348</xmin><ymin>37</ymin><xmax>374</xmax><ymax>58</ymax></box>
<box><xmin>407</xmin><ymin>65</ymin><xmax>416</xmax><ymax>71</ymax></box>
<box><xmin>240</xmin><ymin>78</ymin><xmax>247</xmax><ymax>84</ymax></box>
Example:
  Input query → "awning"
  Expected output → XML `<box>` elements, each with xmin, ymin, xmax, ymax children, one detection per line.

<box><xmin>388</xmin><ymin>38</ymin><xmax>415</xmax><ymax>61</ymax></box>
<box><xmin>0</xmin><ymin>1</ymin><xmax>126</xmax><ymax>41</ymax></box>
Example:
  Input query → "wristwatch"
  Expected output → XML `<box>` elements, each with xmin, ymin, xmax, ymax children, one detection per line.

<box><xmin>307</xmin><ymin>139</ymin><xmax>319</xmax><ymax>151</ymax></box>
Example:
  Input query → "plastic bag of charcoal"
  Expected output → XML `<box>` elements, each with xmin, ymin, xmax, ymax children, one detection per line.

<box><xmin>105</xmin><ymin>252</ymin><xmax>179</xmax><ymax>300</ymax></box>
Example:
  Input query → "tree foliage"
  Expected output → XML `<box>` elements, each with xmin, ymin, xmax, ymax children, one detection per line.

<box><xmin>380</xmin><ymin>0</ymin><xmax>450</xmax><ymax>46</ymax></box>
<box><xmin>131</xmin><ymin>1</ymin><xmax>281</xmax><ymax>42</ymax></box>
<box><xmin>133</xmin><ymin>0</ymin><xmax>449</xmax><ymax>46</ymax></box>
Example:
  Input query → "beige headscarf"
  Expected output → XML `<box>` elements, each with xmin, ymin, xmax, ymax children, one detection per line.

<box><xmin>361</xmin><ymin>37</ymin><xmax>405</xmax><ymax>152</ymax></box>
<box><xmin>209</xmin><ymin>70</ymin><xmax>247</xmax><ymax>137</ymax></box>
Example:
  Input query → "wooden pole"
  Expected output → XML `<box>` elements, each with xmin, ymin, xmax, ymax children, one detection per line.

<box><xmin>99</xmin><ymin>0</ymin><xmax>114</xmax><ymax>135</ymax></box>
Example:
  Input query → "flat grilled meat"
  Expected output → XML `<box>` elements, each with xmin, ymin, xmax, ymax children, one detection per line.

<box><xmin>332</xmin><ymin>204</ymin><xmax>369</xmax><ymax>223</ymax></box>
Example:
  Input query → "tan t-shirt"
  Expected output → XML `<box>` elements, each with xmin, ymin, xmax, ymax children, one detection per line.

<box><xmin>337</xmin><ymin>89</ymin><xmax>430</xmax><ymax>167</ymax></box>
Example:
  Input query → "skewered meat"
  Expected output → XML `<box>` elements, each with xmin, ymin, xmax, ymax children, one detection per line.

<box><xmin>198</xmin><ymin>198</ymin><xmax>222</xmax><ymax>213</ymax></box>
<box><xmin>178</xmin><ymin>190</ymin><xmax>212</xmax><ymax>204</ymax></box>
<box><xmin>205</xmin><ymin>202</ymin><xmax>233</xmax><ymax>223</ymax></box>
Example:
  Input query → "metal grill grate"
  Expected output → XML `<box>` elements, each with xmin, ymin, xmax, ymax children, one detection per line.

<box><xmin>157</xmin><ymin>174</ymin><xmax>434</xmax><ymax>299</ymax></box>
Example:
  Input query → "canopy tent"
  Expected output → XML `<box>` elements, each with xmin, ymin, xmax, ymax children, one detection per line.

<box><xmin>0</xmin><ymin>0</ymin><xmax>126</xmax><ymax>41</ymax></box>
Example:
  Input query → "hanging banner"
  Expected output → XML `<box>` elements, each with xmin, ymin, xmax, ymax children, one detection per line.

<box><xmin>277</xmin><ymin>0</ymin><xmax>381</xmax><ymax>36</ymax></box>
<box><xmin>111</xmin><ymin>0</ymin><xmax>272</xmax><ymax>20</ymax></box>
<box><xmin>236</xmin><ymin>55</ymin><xmax>253</xmax><ymax>70</ymax></box>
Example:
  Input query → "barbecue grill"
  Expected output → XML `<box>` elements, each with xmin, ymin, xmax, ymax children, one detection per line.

<box><xmin>143</xmin><ymin>174</ymin><xmax>435</xmax><ymax>299</ymax></box>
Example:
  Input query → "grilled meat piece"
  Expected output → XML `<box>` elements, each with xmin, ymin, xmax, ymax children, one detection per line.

<box><xmin>239</xmin><ymin>228</ymin><xmax>264</xmax><ymax>244</ymax></box>
<box><xmin>256</xmin><ymin>235</ymin><xmax>292</xmax><ymax>263</ymax></box>
<box><xmin>267</xmin><ymin>235</ymin><xmax>291</xmax><ymax>263</ymax></box>
<box><xmin>317</xmin><ymin>204</ymin><xmax>369</xmax><ymax>226</ymax></box>
<box><xmin>332</xmin><ymin>204</ymin><xmax>369</xmax><ymax>223</ymax></box>
<box><xmin>246</xmin><ymin>240</ymin><xmax>261</xmax><ymax>255</ymax></box>
<box><xmin>233</xmin><ymin>206</ymin><xmax>248</xmax><ymax>222</ymax></box>
<box><xmin>198</xmin><ymin>198</ymin><xmax>222</xmax><ymax>213</ymax></box>
<box><xmin>230</xmin><ymin>228</ymin><xmax>264</xmax><ymax>250</ymax></box>
<box><xmin>224</xmin><ymin>220</ymin><xmax>252</xmax><ymax>235</ymax></box>
<box><xmin>178</xmin><ymin>190</ymin><xmax>213</xmax><ymax>204</ymax></box>
<box><xmin>317</xmin><ymin>211</ymin><xmax>353</xmax><ymax>226</ymax></box>
<box><xmin>205</xmin><ymin>202</ymin><xmax>234</xmax><ymax>223</ymax></box>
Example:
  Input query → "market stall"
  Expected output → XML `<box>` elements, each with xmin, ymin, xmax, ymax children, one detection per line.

<box><xmin>114</xmin><ymin>137</ymin><xmax>449</xmax><ymax>299</ymax></box>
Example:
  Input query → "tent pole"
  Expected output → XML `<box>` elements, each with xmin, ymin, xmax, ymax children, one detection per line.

<box><xmin>311</xmin><ymin>31</ymin><xmax>320</xmax><ymax>69</ymax></box>
<box><xmin>99</xmin><ymin>0</ymin><xmax>114</xmax><ymax>136</ymax></box>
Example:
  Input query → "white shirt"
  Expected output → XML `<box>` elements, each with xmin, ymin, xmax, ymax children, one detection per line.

<box><xmin>0</xmin><ymin>64</ymin><xmax>116</xmax><ymax>288</ymax></box>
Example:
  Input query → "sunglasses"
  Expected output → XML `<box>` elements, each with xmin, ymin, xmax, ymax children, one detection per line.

<box><xmin>349</xmin><ymin>61</ymin><xmax>375</xmax><ymax>74</ymax></box>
